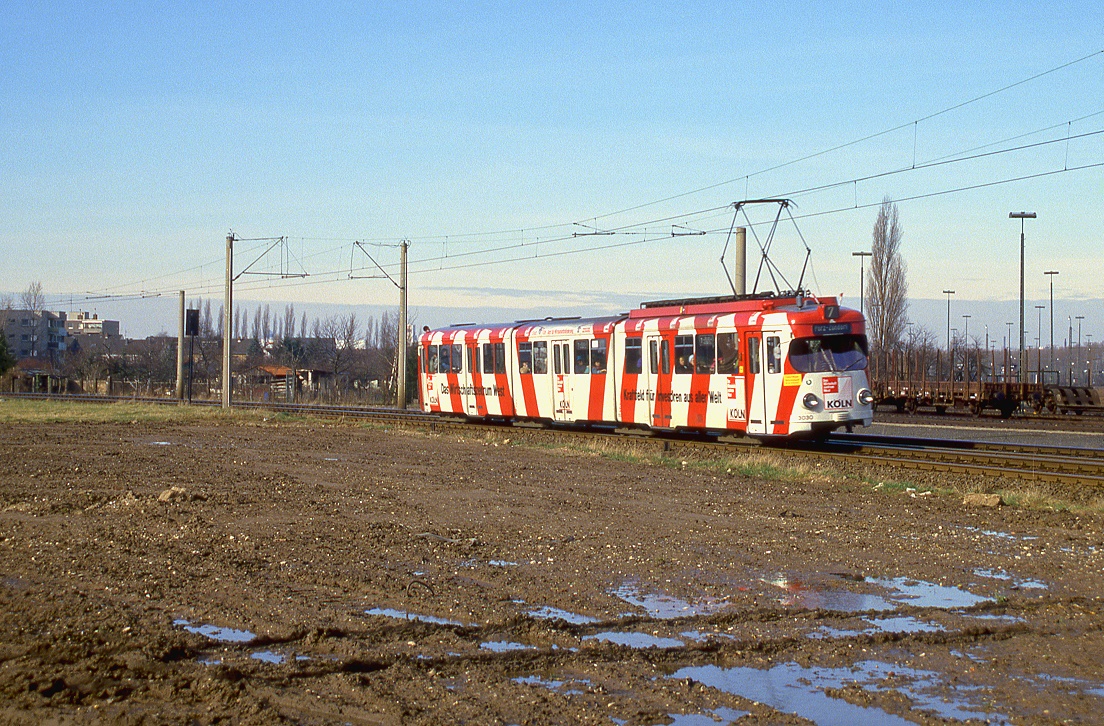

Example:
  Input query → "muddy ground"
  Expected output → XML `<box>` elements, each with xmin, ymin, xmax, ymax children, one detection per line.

<box><xmin>1</xmin><ymin>413</ymin><xmax>1102</xmax><ymax>725</ymax></box>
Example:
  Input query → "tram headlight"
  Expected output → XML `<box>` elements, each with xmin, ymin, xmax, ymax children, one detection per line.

<box><xmin>802</xmin><ymin>393</ymin><xmax>820</xmax><ymax>410</ymax></box>
<box><xmin>858</xmin><ymin>388</ymin><xmax>875</xmax><ymax>406</ymax></box>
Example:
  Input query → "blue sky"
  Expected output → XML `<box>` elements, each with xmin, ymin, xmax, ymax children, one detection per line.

<box><xmin>2</xmin><ymin>2</ymin><xmax>1102</xmax><ymax>342</ymax></box>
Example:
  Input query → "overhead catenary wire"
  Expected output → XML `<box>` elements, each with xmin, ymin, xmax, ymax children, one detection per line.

<box><xmin>67</xmin><ymin>49</ymin><xmax>1104</xmax><ymax>303</ymax></box>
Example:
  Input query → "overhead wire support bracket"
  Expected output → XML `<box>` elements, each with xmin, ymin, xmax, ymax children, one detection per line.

<box><xmin>572</xmin><ymin>222</ymin><xmax>614</xmax><ymax>237</ymax></box>
<box><xmin>350</xmin><ymin>240</ymin><xmax>400</xmax><ymax>288</ymax></box>
<box><xmin>233</xmin><ymin>236</ymin><xmax>309</xmax><ymax>282</ymax></box>
<box><xmin>671</xmin><ymin>224</ymin><xmax>706</xmax><ymax>237</ymax></box>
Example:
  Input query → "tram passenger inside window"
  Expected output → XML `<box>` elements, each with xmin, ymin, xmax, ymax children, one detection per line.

<box><xmin>590</xmin><ymin>339</ymin><xmax>607</xmax><ymax>373</ymax></box>
<box><xmin>716</xmin><ymin>333</ymin><xmax>738</xmax><ymax>374</ymax></box>
<box><xmin>695</xmin><ymin>334</ymin><xmax>716</xmax><ymax>374</ymax></box>
<box><xmin>428</xmin><ymin>345</ymin><xmax>439</xmax><ymax>374</ymax></box>
<box><xmin>574</xmin><ymin>340</ymin><xmax>590</xmax><ymax>374</ymax></box>
<box><xmin>674</xmin><ymin>335</ymin><xmax>694</xmax><ymax>374</ymax></box>
<box><xmin>518</xmin><ymin>342</ymin><xmax>533</xmax><ymax>375</ymax></box>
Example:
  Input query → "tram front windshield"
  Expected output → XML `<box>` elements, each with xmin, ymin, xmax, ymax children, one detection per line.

<box><xmin>788</xmin><ymin>335</ymin><xmax>868</xmax><ymax>372</ymax></box>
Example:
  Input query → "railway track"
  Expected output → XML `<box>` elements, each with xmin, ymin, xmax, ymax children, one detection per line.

<box><xmin>5</xmin><ymin>392</ymin><xmax>1103</xmax><ymax>488</ymax></box>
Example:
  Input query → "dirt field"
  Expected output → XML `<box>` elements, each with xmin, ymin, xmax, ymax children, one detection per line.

<box><xmin>1</xmin><ymin>403</ymin><xmax>1103</xmax><ymax>724</ymax></box>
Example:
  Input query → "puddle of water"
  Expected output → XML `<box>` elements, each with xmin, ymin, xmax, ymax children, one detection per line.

<box><xmin>962</xmin><ymin>526</ymin><xmax>1038</xmax><ymax>542</ymax></box>
<box><xmin>680</xmin><ymin>629</ymin><xmax>737</xmax><ymax>643</ymax></box>
<box><xmin>667</xmin><ymin>707</ymin><xmax>750</xmax><ymax>725</ymax></box>
<box><xmin>489</xmin><ymin>560</ymin><xmax>519</xmax><ymax>567</ymax></box>
<box><xmin>809</xmin><ymin>615</ymin><xmax>942</xmax><ymax>640</ymax></box>
<box><xmin>513</xmin><ymin>674</ymin><xmax>591</xmax><ymax>696</ymax></box>
<box><xmin>174</xmin><ymin>619</ymin><xmax>255</xmax><ymax>643</ymax></box>
<box><xmin>974</xmin><ymin>568</ymin><xmax>1048</xmax><ymax>591</ymax></box>
<box><xmin>364</xmin><ymin>607</ymin><xmax>473</xmax><ymax>627</ymax></box>
<box><xmin>527</xmin><ymin>605</ymin><xmax>598</xmax><ymax>625</ymax></box>
<box><xmin>149</xmin><ymin>441</ymin><xmax>172</xmax><ymax>446</ymax></box>
<box><xmin>868</xmin><ymin>577</ymin><xmax>991</xmax><ymax>609</ymax></box>
<box><xmin>250</xmin><ymin>650</ymin><xmax>285</xmax><ymax>664</ymax></box>
<box><xmin>673</xmin><ymin>660</ymin><xmax>1007</xmax><ymax>725</ymax></box>
<box><xmin>197</xmin><ymin>656</ymin><xmax>222</xmax><ymax>665</ymax></box>
<box><xmin>322</xmin><ymin>457</ymin><xmax>340</xmax><ymax>461</ymax></box>
<box><xmin>480</xmin><ymin>641</ymin><xmax>535</xmax><ymax>653</ymax></box>
<box><xmin>974</xmin><ymin>568</ymin><xmax>1012</xmax><ymax>580</ymax></box>
<box><xmin>613</xmin><ymin>580</ymin><xmax>730</xmax><ymax>619</ymax></box>
<box><xmin>583</xmin><ymin>631</ymin><xmax>684</xmax><ymax>649</ymax></box>
<box><xmin>764</xmin><ymin>575</ymin><xmax>896</xmax><ymax>612</ymax></box>
<box><xmin>863</xmin><ymin>616</ymin><xmax>944</xmax><ymax>634</ymax></box>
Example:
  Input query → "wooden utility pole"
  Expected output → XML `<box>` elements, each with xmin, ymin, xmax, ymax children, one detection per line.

<box><xmin>397</xmin><ymin>240</ymin><xmax>409</xmax><ymax>409</ymax></box>
<box><xmin>222</xmin><ymin>234</ymin><xmax>233</xmax><ymax>409</ymax></box>
<box><xmin>176</xmin><ymin>290</ymin><xmax>185</xmax><ymax>400</ymax></box>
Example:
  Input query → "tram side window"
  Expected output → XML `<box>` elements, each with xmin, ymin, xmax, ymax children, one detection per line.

<box><xmin>625</xmin><ymin>337</ymin><xmax>642</xmax><ymax>374</ymax></box>
<box><xmin>747</xmin><ymin>337</ymin><xmax>761</xmax><ymax>374</ymax></box>
<box><xmin>518</xmin><ymin>341</ymin><xmax>533</xmax><ymax>374</ymax></box>
<box><xmin>452</xmin><ymin>344</ymin><xmax>463</xmax><ymax>374</ymax></box>
<box><xmin>493</xmin><ymin>342</ymin><xmax>506</xmax><ymax>374</ymax></box>
<box><xmin>553</xmin><ymin>344</ymin><xmax>562</xmax><ymax>375</ymax></box>
<box><xmin>661</xmin><ymin>339</ymin><xmax>671</xmax><ymax>375</ymax></box>
<box><xmin>591</xmin><ymin>339</ymin><xmax>607</xmax><ymax>373</ymax></box>
<box><xmin>649</xmin><ymin>340</ymin><xmax>659</xmax><ymax>375</ymax></box>
<box><xmin>561</xmin><ymin>344</ymin><xmax>570</xmax><ymax>375</ymax></box>
<box><xmin>766</xmin><ymin>336</ymin><xmax>782</xmax><ymax>374</ymax></box>
<box><xmin>533</xmin><ymin>341</ymin><xmax>548</xmax><ymax>374</ymax></box>
<box><xmin>716</xmin><ymin>333</ymin><xmax>738</xmax><ymax>375</ymax></box>
<box><xmin>441</xmin><ymin>344</ymin><xmax>453</xmax><ymax>373</ymax></box>
<box><xmin>674</xmin><ymin>335</ymin><xmax>694</xmax><ymax>374</ymax></box>
<box><xmin>466</xmin><ymin>345</ymin><xmax>473</xmax><ymax>373</ymax></box>
<box><xmin>473</xmin><ymin>346</ymin><xmax>480</xmax><ymax>374</ymax></box>
<box><xmin>482</xmin><ymin>343</ymin><xmax>494</xmax><ymax>374</ymax></box>
<box><xmin>428</xmin><ymin>345</ymin><xmax>439</xmax><ymax>373</ymax></box>
<box><xmin>574</xmin><ymin>339</ymin><xmax>590</xmax><ymax>374</ymax></box>
<box><xmin>695</xmin><ymin>334</ymin><xmax>716</xmax><ymax>374</ymax></box>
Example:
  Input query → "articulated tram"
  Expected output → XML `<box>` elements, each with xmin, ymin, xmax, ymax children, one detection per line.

<box><xmin>417</xmin><ymin>293</ymin><xmax>873</xmax><ymax>438</ymax></box>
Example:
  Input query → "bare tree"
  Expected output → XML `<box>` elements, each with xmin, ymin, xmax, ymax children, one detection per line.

<box><xmin>19</xmin><ymin>281</ymin><xmax>45</xmax><ymax>314</ymax></box>
<box><xmin>867</xmin><ymin>197</ymin><xmax>909</xmax><ymax>370</ymax></box>
<box><xmin>19</xmin><ymin>281</ymin><xmax>47</xmax><ymax>360</ymax></box>
<box><xmin>318</xmin><ymin>313</ymin><xmax>360</xmax><ymax>386</ymax></box>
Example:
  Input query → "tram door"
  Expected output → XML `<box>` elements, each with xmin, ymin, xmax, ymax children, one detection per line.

<box><xmin>644</xmin><ymin>334</ymin><xmax>668</xmax><ymax>427</ymax></box>
<box><xmin>551</xmin><ymin>339</ymin><xmax>573</xmax><ymax>421</ymax></box>
<box><xmin>463</xmin><ymin>344</ymin><xmax>478</xmax><ymax>416</ymax></box>
<box><xmin>746</xmin><ymin>332</ymin><xmax>783</xmax><ymax>436</ymax></box>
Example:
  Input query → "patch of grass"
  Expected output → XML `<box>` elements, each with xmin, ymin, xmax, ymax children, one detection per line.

<box><xmin>0</xmin><ymin>398</ymin><xmax>274</xmax><ymax>425</ymax></box>
<box><xmin>863</xmin><ymin>475</ymin><xmax>958</xmax><ymax>498</ymax></box>
<box><xmin>0</xmin><ymin>397</ymin><xmax>380</xmax><ymax>429</ymax></box>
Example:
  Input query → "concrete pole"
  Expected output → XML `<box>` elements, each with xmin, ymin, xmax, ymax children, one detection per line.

<box><xmin>734</xmin><ymin>227</ymin><xmax>746</xmax><ymax>296</ymax></box>
<box><xmin>222</xmin><ymin>234</ymin><xmax>233</xmax><ymax>409</ymax></box>
<box><xmin>176</xmin><ymin>290</ymin><xmax>185</xmax><ymax>400</ymax></box>
<box><xmin>396</xmin><ymin>240</ymin><xmax>409</xmax><ymax>409</ymax></box>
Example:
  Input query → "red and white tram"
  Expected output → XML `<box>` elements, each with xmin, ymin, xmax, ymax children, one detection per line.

<box><xmin>417</xmin><ymin>293</ymin><xmax>874</xmax><ymax>438</ymax></box>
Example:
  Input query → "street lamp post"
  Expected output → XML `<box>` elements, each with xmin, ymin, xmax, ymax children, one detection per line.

<box><xmin>852</xmin><ymin>251</ymin><xmax>872</xmax><ymax>315</ymax></box>
<box><xmin>1076</xmin><ymin>315</ymin><xmax>1085</xmax><ymax>385</ymax></box>
<box><xmin>943</xmin><ymin>290</ymin><xmax>955</xmax><ymax>382</ymax></box>
<box><xmin>1035</xmin><ymin>305</ymin><xmax>1045</xmax><ymax>384</ymax></box>
<box><xmin>1044</xmin><ymin>270</ymin><xmax>1059</xmax><ymax>371</ymax></box>
<box><xmin>1006</xmin><ymin>322</ymin><xmax>1014</xmax><ymax>381</ymax></box>
<box><xmin>1010</xmin><ymin>211</ymin><xmax>1036</xmax><ymax>382</ymax></box>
